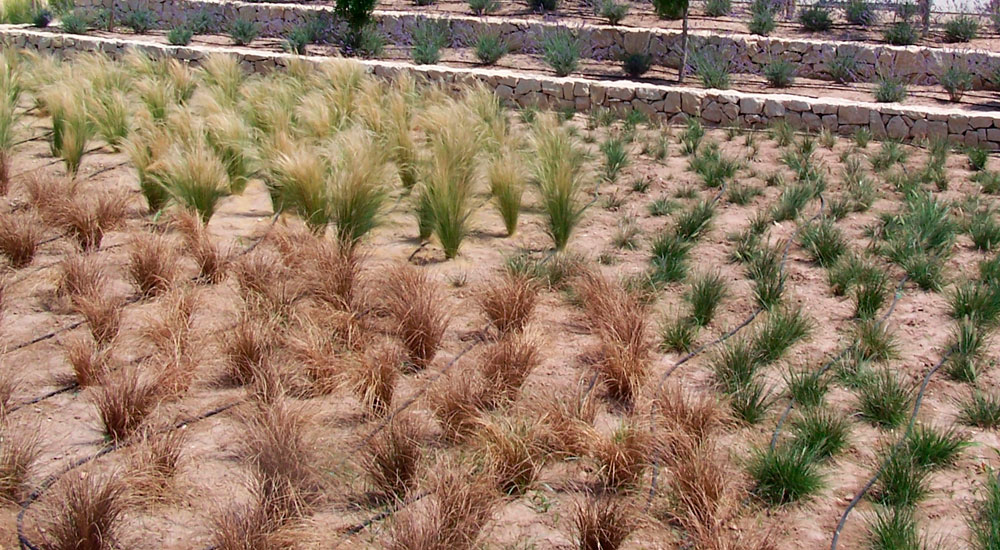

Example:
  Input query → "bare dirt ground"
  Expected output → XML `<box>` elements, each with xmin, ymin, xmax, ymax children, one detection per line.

<box><xmin>0</xmin><ymin>58</ymin><xmax>998</xmax><ymax>550</ymax></box>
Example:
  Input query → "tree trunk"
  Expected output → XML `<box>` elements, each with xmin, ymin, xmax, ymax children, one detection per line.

<box><xmin>678</xmin><ymin>6</ymin><xmax>689</xmax><ymax>83</ymax></box>
<box><xmin>921</xmin><ymin>0</ymin><xmax>931</xmax><ymax>34</ymax></box>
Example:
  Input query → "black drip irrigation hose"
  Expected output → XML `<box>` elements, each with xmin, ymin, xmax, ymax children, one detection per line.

<box><xmin>768</xmin><ymin>274</ymin><xmax>909</xmax><ymax>452</ymax></box>
<box><xmin>829</xmin><ymin>349</ymin><xmax>954</xmax><ymax>550</ymax></box>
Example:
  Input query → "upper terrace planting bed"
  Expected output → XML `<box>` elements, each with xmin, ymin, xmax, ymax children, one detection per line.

<box><xmin>75</xmin><ymin>0</ymin><xmax>1000</xmax><ymax>91</ymax></box>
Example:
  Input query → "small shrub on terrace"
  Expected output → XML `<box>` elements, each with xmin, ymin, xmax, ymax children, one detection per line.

<box><xmin>121</xmin><ymin>8</ymin><xmax>154</xmax><ymax>33</ymax></box>
<box><xmin>944</xmin><ymin>15</ymin><xmax>979</xmax><ymax>43</ymax></box>
<box><xmin>596</xmin><ymin>0</ymin><xmax>629</xmax><ymax>24</ymax></box>
<box><xmin>540</xmin><ymin>29</ymin><xmax>581</xmax><ymax>77</ymax></box>
<box><xmin>845</xmin><ymin>0</ymin><xmax>878</xmax><ymax>26</ymax></box>
<box><xmin>469</xmin><ymin>0</ymin><xmax>500</xmax><ymax>15</ymax></box>
<box><xmin>704</xmin><ymin>0</ymin><xmax>732</xmax><ymax>17</ymax></box>
<box><xmin>748</xmin><ymin>0</ymin><xmax>777</xmax><ymax>35</ymax></box>
<box><xmin>474</xmin><ymin>31</ymin><xmax>507</xmax><ymax>65</ymax></box>
<box><xmin>874</xmin><ymin>75</ymin><xmax>907</xmax><ymax>103</ymax></box>
<box><xmin>763</xmin><ymin>58</ymin><xmax>796</xmax><ymax>88</ymax></box>
<box><xmin>692</xmin><ymin>49</ymin><xmax>731</xmax><ymax>90</ymax></box>
<box><xmin>799</xmin><ymin>5</ymin><xmax>833</xmax><ymax>32</ymax></box>
<box><xmin>884</xmin><ymin>21</ymin><xmax>918</xmax><ymax>45</ymax></box>
<box><xmin>167</xmin><ymin>26</ymin><xmax>194</xmax><ymax>46</ymax></box>
<box><xmin>411</xmin><ymin>19</ymin><xmax>449</xmax><ymax>65</ymax></box>
<box><xmin>33</xmin><ymin>9</ymin><xmax>52</xmax><ymax>27</ymax></box>
<box><xmin>0</xmin><ymin>0</ymin><xmax>38</xmax><ymax>24</ymax></box>
<box><xmin>622</xmin><ymin>51</ymin><xmax>653</xmax><ymax>78</ymax></box>
<box><xmin>229</xmin><ymin>18</ymin><xmax>260</xmax><ymax>46</ymax></box>
<box><xmin>529</xmin><ymin>0</ymin><xmax>559</xmax><ymax>11</ymax></box>
<box><xmin>653</xmin><ymin>0</ymin><xmax>688</xmax><ymax>19</ymax></box>
<box><xmin>284</xmin><ymin>26</ymin><xmax>312</xmax><ymax>55</ymax></box>
<box><xmin>62</xmin><ymin>11</ymin><xmax>93</xmax><ymax>34</ymax></box>
<box><xmin>941</xmin><ymin>66</ymin><xmax>973</xmax><ymax>102</ymax></box>
<box><xmin>827</xmin><ymin>52</ymin><xmax>858</xmax><ymax>84</ymax></box>
<box><xmin>335</xmin><ymin>0</ymin><xmax>378</xmax><ymax>50</ymax></box>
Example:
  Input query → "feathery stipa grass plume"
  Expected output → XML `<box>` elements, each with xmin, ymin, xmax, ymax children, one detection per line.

<box><xmin>0</xmin><ymin>57</ymin><xmax>22</xmax><ymax>194</ymax></box>
<box><xmin>85</xmin><ymin>88</ymin><xmax>130</xmax><ymax>151</ymax></box>
<box><xmin>149</xmin><ymin>143</ymin><xmax>231</xmax><ymax>224</ymax></box>
<box><xmin>124</xmin><ymin>122</ymin><xmax>172</xmax><ymax>212</ymax></box>
<box><xmin>419</xmin><ymin>103</ymin><xmax>481</xmax><ymax>258</ymax></box>
<box><xmin>327</xmin><ymin>127</ymin><xmax>391</xmax><ymax>246</ymax></box>
<box><xmin>487</xmin><ymin>146</ymin><xmax>526</xmax><ymax>237</ymax></box>
<box><xmin>532</xmin><ymin>112</ymin><xmax>590</xmax><ymax>251</ymax></box>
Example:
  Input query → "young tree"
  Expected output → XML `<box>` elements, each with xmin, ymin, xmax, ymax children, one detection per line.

<box><xmin>335</xmin><ymin>0</ymin><xmax>377</xmax><ymax>50</ymax></box>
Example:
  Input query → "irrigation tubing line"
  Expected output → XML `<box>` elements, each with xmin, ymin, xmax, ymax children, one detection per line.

<box><xmin>5</xmin><ymin>382</ymin><xmax>77</xmax><ymax>414</ymax></box>
<box><xmin>768</xmin><ymin>274</ymin><xmax>909</xmax><ymax>451</ymax></box>
<box><xmin>16</xmin><ymin>398</ymin><xmax>240</xmax><ymax>550</ymax></box>
<box><xmin>829</xmin><ymin>348</ymin><xmax>954</xmax><ymax>550</ymax></box>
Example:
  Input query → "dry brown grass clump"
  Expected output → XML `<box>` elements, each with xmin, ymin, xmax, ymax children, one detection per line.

<box><xmin>653</xmin><ymin>383</ymin><xmax>728</xmax><ymax>462</ymax></box>
<box><xmin>0</xmin><ymin>210</ymin><xmax>43</xmax><ymax>268</ymax></box>
<box><xmin>361</xmin><ymin>413</ymin><xmax>423</xmax><ymax>503</ymax></box>
<box><xmin>211</xmin><ymin>481</ymin><xmax>285</xmax><ymax>550</ymax></box>
<box><xmin>574</xmin><ymin>494</ymin><xmax>638</xmax><ymax>550</ymax></box>
<box><xmin>91</xmin><ymin>366</ymin><xmax>161</xmax><ymax>444</ymax></box>
<box><xmin>0</xmin><ymin>365</ymin><xmax>18</xmax><ymax>420</ymax></box>
<box><xmin>478</xmin><ymin>331</ymin><xmax>540</xmax><ymax>408</ymax></box>
<box><xmin>232</xmin><ymin>250</ymin><xmax>298</xmax><ymax>314</ymax></box>
<box><xmin>381</xmin><ymin>265</ymin><xmax>449</xmax><ymax>370</ymax></box>
<box><xmin>478</xmin><ymin>272</ymin><xmax>539</xmax><ymax>335</ymax></box>
<box><xmin>51</xmin><ymin>190</ymin><xmax>130</xmax><ymax>251</ymax></box>
<box><xmin>39</xmin><ymin>472</ymin><xmax>128</xmax><ymax>550</ymax></box>
<box><xmin>352</xmin><ymin>344</ymin><xmax>402</xmax><ymax>418</ymax></box>
<box><xmin>72</xmin><ymin>291</ymin><xmax>125</xmax><ymax>348</ymax></box>
<box><xmin>142</xmin><ymin>288</ymin><xmax>198</xmax><ymax>389</ymax></box>
<box><xmin>127</xmin><ymin>234</ymin><xmax>178</xmax><ymax>297</ymax></box>
<box><xmin>297</xmin><ymin>236</ymin><xmax>364</xmax><ymax>311</ymax></box>
<box><xmin>62</xmin><ymin>335</ymin><xmax>112</xmax><ymax>387</ymax></box>
<box><xmin>535</xmin><ymin>388</ymin><xmax>598</xmax><ymax>458</ymax></box>
<box><xmin>238</xmin><ymin>401</ymin><xmax>324</xmax><ymax>522</ymax></box>
<box><xmin>473</xmin><ymin>415</ymin><xmax>544</xmax><ymax>496</ymax></box>
<box><xmin>0</xmin><ymin>426</ymin><xmax>40</xmax><ymax>503</ymax></box>
<box><xmin>57</xmin><ymin>253</ymin><xmax>107</xmax><ymax>301</ymax></box>
<box><xmin>224</xmin><ymin>312</ymin><xmax>279</xmax><ymax>387</ymax></box>
<box><xmin>429</xmin><ymin>370</ymin><xmax>487</xmax><ymax>442</ymax></box>
<box><xmin>174</xmin><ymin>208</ymin><xmax>229</xmax><ymax>283</ymax></box>
<box><xmin>575</xmin><ymin>272</ymin><xmax>651</xmax><ymax>406</ymax></box>
<box><xmin>387</xmin><ymin>460</ymin><xmax>497</xmax><ymax>550</ymax></box>
<box><xmin>23</xmin><ymin>175</ymin><xmax>76</xmax><ymax>219</ymax></box>
<box><xmin>591</xmin><ymin>418</ymin><xmax>652</xmax><ymax>492</ymax></box>
<box><xmin>127</xmin><ymin>429</ymin><xmax>186</xmax><ymax>500</ymax></box>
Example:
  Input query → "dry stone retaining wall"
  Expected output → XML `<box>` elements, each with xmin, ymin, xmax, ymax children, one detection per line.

<box><xmin>2</xmin><ymin>26</ymin><xmax>1000</xmax><ymax>148</ymax></box>
<box><xmin>77</xmin><ymin>0</ymin><xmax>1000</xmax><ymax>88</ymax></box>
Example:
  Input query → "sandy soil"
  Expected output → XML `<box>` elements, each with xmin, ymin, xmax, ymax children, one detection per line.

<box><xmin>0</xmin><ymin>73</ymin><xmax>998</xmax><ymax>550</ymax></box>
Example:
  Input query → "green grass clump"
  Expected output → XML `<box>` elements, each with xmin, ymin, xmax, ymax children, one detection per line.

<box><xmin>947</xmin><ymin>319</ymin><xmax>985</xmax><ymax>383</ymax></box>
<box><xmin>647</xmin><ymin>197</ymin><xmax>677</xmax><ymax>217</ymax></box>
<box><xmin>728</xmin><ymin>182</ymin><xmax>762</xmax><ymax>206</ymax></box>
<box><xmin>784</xmin><ymin>369</ymin><xmax>830</xmax><ymax>409</ymax></box>
<box><xmin>959</xmin><ymin>391</ymin><xmax>1000</xmax><ymax>428</ymax></box>
<box><xmin>800</xmin><ymin>219</ymin><xmax>846</xmax><ymax>267</ymax></box>
<box><xmin>857</xmin><ymin>368</ymin><xmax>912</xmax><ymax>429</ymax></box>
<box><xmin>688</xmin><ymin>143</ymin><xmax>739</xmax><ymax>188</ymax></box>
<box><xmin>950</xmin><ymin>280</ymin><xmax>1000</xmax><ymax>327</ymax></box>
<box><xmin>771</xmin><ymin>182</ymin><xmax>820</xmax><ymax>222</ymax></box>
<box><xmin>713</xmin><ymin>339</ymin><xmax>759</xmax><ymax>393</ymax></box>
<box><xmin>660</xmin><ymin>316</ymin><xmax>697</xmax><ymax>353</ymax></box>
<box><xmin>745</xmin><ymin>240</ymin><xmax>787</xmax><ymax>310</ymax></box>
<box><xmin>855</xmin><ymin>320</ymin><xmax>899</xmax><ymax>363</ymax></box>
<box><xmin>866</xmin><ymin>506</ymin><xmax>921</xmax><ymax>550</ymax></box>
<box><xmin>969</xmin><ymin>208</ymin><xmax>1000</xmax><ymax>251</ymax></box>
<box><xmin>854</xmin><ymin>268</ymin><xmax>891</xmax><ymax>321</ymax></box>
<box><xmin>487</xmin><ymin>148</ymin><xmax>526</xmax><ymax>237</ymax></box>
<box><xmin>789</xmin><ymin>408</ymin><xmax>850</xmax><ymax>459</ymax></box>
<box><xmin>904</xmin><ymin>425</ymin><xmax>969</xmax><ymax>470</ymax></box>
<box><xmin>731</xmin><ymin>380</ymin><xmax>772</xmax><ymax>424</ymax></box>
<box><xmin>969</xmin><ymin>471</ymin><xmax>1000</xmax><ymax>550</ymax></box>
<box><xmin>673</xmin><ymin>199</ymin><xmax>715</xmax><ymax>241</ymax></box>
<box><xmin>871</xmin><ymin>450</ymin><xmax>928</xmax><ymax>508</ymax></box>
<box><xmin>649</xmin><ymin>231</ymin><xmax>692</xmax><ymax>284</ymax></box>
<box><xmin>686</xmin><ymin>271</ymin><xmax>729</xmax><ymax>327</ymax></box>
<box><xmin>751</xmin><ymin>306</ymin><xmax>811</xmax><ymax>365</ymax></box>
<box><xmin>600</xmin><ymin>136</ymin><xmax>630</xmax><ymax>182</ymax></box>
<box><xmin>748</xmin><ymin>444</ymin><xmax>824</xmax><ymax>506</ymax></box>
<box><xmin>532</xmin><ymin>118</ymin><xmax>589</xmax><ymax>251</ymax></box>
